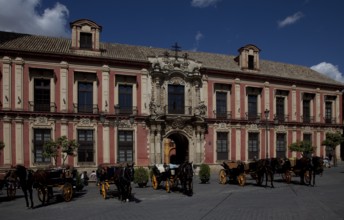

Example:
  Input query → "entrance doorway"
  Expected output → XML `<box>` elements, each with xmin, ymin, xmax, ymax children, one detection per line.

<box><xmin>164</xmin><ymin>133</ymin><xmax>189</xmax><ymax>164</ymax></box>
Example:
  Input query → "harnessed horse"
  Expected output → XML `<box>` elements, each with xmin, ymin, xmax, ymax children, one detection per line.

<box><xmin>178</xmin><ymin>162</ymin><xmax>193</xmax><ymax>196</ymax></box>
<box><xmin>113</xmin><ymin>163</ymin><xmax>135</xmax><ymax>202</ymax></box>
<box><xmin>7</xmin><ymin>165</ymin><xmax>34</xmax><ymax>208</ymax></box>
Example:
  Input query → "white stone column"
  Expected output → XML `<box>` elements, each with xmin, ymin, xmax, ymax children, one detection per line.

<box><xmin>236</xmin><ymin>127</ymin><xmax>241</xmax><ymax>160</ymax></box>
<box><xmin>3</xmin><ymin>116</ymin><xmax>11</xmax><ymax>164</ymax></box>
<box><xmin>156</xmin><ymin>125</ymin><xmax>162</xmax><ymax>163</ymax></box>
<box><xmin>15</xmin><ymin>117</ymin><xmax>24</xmax><ymax>164</ymax></box>
<box><xmin>2</xmin><ymin>56</ymin><xmax>11</xmax><ymax>109</ymax></box>
<box><xmin>103</xmin><ymin>126</ymin><xmax>110</xmax><ymax>163</ymax></box>
<box><xmin>60</xmin><ymin>62</ymin><xmax>69</xmax><ymax>112</ymax></box>
<box><xmin>235</xmin><ymin>78</ymin><xmax>241</xmax><ymax>119</ymax></box>
<box><xmin>292</xmin><ymin>85</ymin><xmax>297</xmax><ymax>121</ymax></box>
<box><xmin>102</xmin><ymin>65</ymin><xmax>110</xmax><ymax>113</ymax></box>
<box><xmin>316</xmin><ymin>88</ymin><xmax>321</xmax><ymax>122</ymax></box>
<box><xmin>14</xmin><ymin>58</ymin><xmax>24</xmax><ymax>110</ymax></box>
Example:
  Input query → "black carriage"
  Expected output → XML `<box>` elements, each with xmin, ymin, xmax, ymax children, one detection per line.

<box><xmin>35</xmin><ymin>167</ymin><xmax>77</xmax><ymax>203</ymax></box>
<box><xmin>151</xmin><ymin>163</ymin><xmax>180</xmax><ymax>193</ymax></box>
<box><xmin>219</xmin><ymin>161</ymin><xmax>246</xmax><ymax>186</ymax></box>
<box><xmin>0</xmin><ymin>168</ymin><xmax>17</xmax><ymax>200</ymax></box>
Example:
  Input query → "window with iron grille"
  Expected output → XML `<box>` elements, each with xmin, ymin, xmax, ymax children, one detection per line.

<box><xmin>34</xmin><ymin>79</ymin><xmax>50</xmax><ymax>112</ymax></box>
<box><xmin>216</xmin><ymin>92</ymin><xmax>227</xmax><ymax>119</ymax></box>
<box><xmin>119</xmin><ymin>84</ymin><xmax>133</xmax><ymax>114</ymax></box>
<box><xmin>276</xmin><ymin>97</ymin><xmax>285</xmax><ymax>122</ymax></box>
<box><xmin>325</xmin><ymin>101</ymin><xmax>332</xmax><ymax>123</ymax></box>
<box><xmin>303</xmin><ymin>100</ymin><xmax>311</xmax><ymax>123</ymax></box>
<box><xmin>248</xmin><ymin>133</ymin><xmax>259</xmax><ymax>160</ymax></box>
<box><xmin>276</xmin><ymin>133</ymin><xmax>286</xmax><ymax>158</ymax></box>
<box><xmin>78</xmin><ymin>82</ymin><xmax>93</xmax><ymax>113</ymax></box>
<box><xmin>118</xmin><ymin>131</ymin><xmax>133</xmax><ymax>162</ymax></box>
<box><xmin>168</xmin><ymin>84</ymin><xmax>185</xmax><ymax>114</ymax></box>
<box><xmin>80</xmin><ymin>32</ymin><xmax>92</xmax><ymax>49</ymax></box>
<box><xmin>77</xmin><ymin>129</ymin><xmax>94</xmax><ymax>162</ymax></box>
<box><xmin>248</xmin><ymin>95</ymin><xmax>258</xmax><ymax>120</ymax></box>
<box><xmin>33</xmin><ymin>129</ymin><xmax>51</xmax><ymax>163</ymax></box>
<box><xmin>217</xmin><ymin>132</ymin><xmax>228</xmax><ymax>160</ymax></box>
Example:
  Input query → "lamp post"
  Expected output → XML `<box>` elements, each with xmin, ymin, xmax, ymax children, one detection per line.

<box><xmin>264</xmin><ymin>109</ymin><xmax>270</xmax><ymax>159</ymax></box>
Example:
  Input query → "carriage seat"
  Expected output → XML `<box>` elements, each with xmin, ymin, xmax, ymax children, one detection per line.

<box><xmin>155</xmin><ymin>164</ymin><xmax>167</xmax><ymax>173</ymax></box>
<box><xmin>169</xmin><ymin>164</ymin><xmax>179</xmax><ymax>170</ymax></box>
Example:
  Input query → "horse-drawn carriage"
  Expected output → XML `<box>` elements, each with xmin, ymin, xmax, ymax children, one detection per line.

<box><xmin>97</xmin><ymin>163</ymin><xmax>134</xmax><ymax>201</ymax></box>
<box><xmin>0</xmin><ymin>168</ymin><xmax>17</xmax><ymax>199</ymax></box>
<box><xmin>151</xmin><ymin>162</ymin><xmax>193</xmax><ymax>195</ymax></box>
<box><xmin>282</xmin><ymin>156</ymin><xmax>324</xmax><ymax>186</ymax></box>
<box><xmin>219</xmin><ymin>161</ymin><xmax>246</xmax><ymax>186</ymax></box>
<box><xmin>34</xmin><ymin>166</ymin><xmax>77</xmax><ymax>204</ymax></box>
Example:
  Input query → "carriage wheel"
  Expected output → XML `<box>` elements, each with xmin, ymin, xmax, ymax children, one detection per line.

<box><xmin>7</xmin><ymin>182</ymin><xmax>16</xmax><ymax>200</ymax></box>
<box><xmin>37</xmin><ymin>187</ymin><xmax>49</xmax><ymax>204</ymax></box>
<box><xmin>165</xmin><ymin>180</ymin><xmax>170</xmax><ymax>193</ymax></box>
<box><xmin>101</xmin><ymin>182</ymin><xmax>108</xmax><ymax>199</ymax></box>
<box><xmin>152</xmin><ymin>175</ymin><xmax>159</xmax><ymax>190</ymax></box>
<box><xmin>304</xmin><ymin>171</ymin><xmax>311</xmax><ymax>185</ymax></box>
<box><xmin>237</xmin><ymin>174</ymin><xmax>246</xmax><ymax>186</ymax></box>
<box><xmin>219</xmin><ymin>169</ymin><xmax>227</xmax><ymax>184</ymax></box>
<box><xmin>62</xmin><ymin>182</ymin><xmax>73</xmax><ymax>202</ymax></box>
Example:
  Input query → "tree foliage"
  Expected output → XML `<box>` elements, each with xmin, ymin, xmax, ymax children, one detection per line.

<box><xmin>321</xmin><ymin>131</ymin><xmax>344</xmax><ymax>151</ymax></box>
<box><xmin>289</xmin><ymin>141</ymin><xmax>315</xmax><ymax>157</ymax></box>
<box><xmin>43</xmin><ymin>136</ymin><xmax>79</xmax><ymax>166</ymax></box>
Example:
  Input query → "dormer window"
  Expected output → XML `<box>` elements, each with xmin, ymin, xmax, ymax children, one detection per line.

<box><xmin>70</xmin><ymin>19</ymin><xmax>102</xmax><ymax>52</ymax></box>
<box><xmin>236</xmin><ymin>44</ymin><xmax>261</xmax><ymax>71</ymax></box>
<box><xmin>80</xmin><ymin>32</ymin><xmax>92</xmax><ymax>49</ymax></box>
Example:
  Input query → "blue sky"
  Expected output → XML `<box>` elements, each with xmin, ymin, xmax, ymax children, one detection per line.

<box><xmin>0</xmin><ymin>0</ymin><xmax>343</xmax><ymax>83</ymax></box>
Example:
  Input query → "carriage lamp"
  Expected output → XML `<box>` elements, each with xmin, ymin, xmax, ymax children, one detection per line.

<box><xmin>264</xmin><ymin>109</ymin><xmax>270</xmax><ymax>159</ymax></box>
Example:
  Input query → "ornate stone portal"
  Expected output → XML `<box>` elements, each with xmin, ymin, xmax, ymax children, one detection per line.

<box><xmin>146</xmin><ymin>45</ymin><xmax>207</xmax><ymax>164</ymax></box>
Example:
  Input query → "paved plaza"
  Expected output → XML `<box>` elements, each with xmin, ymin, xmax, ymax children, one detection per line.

<box><xmin>1</xmin><ymin>164</ymin><xmax>344</xmax><ymax>220</ymax></box>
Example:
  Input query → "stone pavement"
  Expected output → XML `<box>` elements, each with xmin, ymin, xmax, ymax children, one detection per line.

<box><xmin>0</xmin><ymin>164</ymin><xmax>344</xmax><ymax>220</ymax></box>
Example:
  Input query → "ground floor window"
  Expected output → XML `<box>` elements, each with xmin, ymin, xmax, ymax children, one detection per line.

<box><xmin>118</xmin><ymin>130</ymin><xmax>133</xmax><ymax>162</ymax></box>
<box><xmin>276</xmin><ymin>133</ymin><xmax>286</xmax><ymax>158</ymax></box>
<box><xmin>248</xmin><ymin>133</ymin><xmax>259</xmax><ymax>160</ymax></box>
<box><xmin>33</xmin><ymin>128</ymin><xmax>51</xmax><ymax>163</ymax></box>
<box><xmin>216</xmin><ymin>132</ymin><xmax>228</xmax><ymax>160</ymax></box>
<box><xmin>77</xmin><ymin>129</ymin><xmax>94</xmax><ymax>163</ymax></box>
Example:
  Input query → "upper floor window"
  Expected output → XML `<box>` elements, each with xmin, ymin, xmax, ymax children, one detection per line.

<box><xmin>248</xmin><ymin>95</ymin><xmax>258</xmax><ymax>120</ymax></box>
<box><xmin>78</xmin><ymin>82</ymin><xmax>93</xmax><ymax>113</ymax></box>
<box><xmin>216</xmin><ymin>92</ymin><xmax>227</xmax><ymax>119</ymax></box>
<box><xmin>302</xmin><ymin>93</ymin><xmax>315</xmax><ymax>123</ymax></box>
<box><xmin>118</xmin><ymin>85</ymin><xmax>133</xmax><ymax>114</ymax></box>
<box><xmin>80</xmin><ymin>32</ymin><xmax>92</xmax><ymax>49</ymax></box>
<box><xmin>276</xmin><ymin>97</ymin><xmax>285</xmax><ymax>122</ymax></box>
<box><xmin>34</xmin><ymin>79</ymin><xmax>50</xmax><ymax>112</ymax></box>
<box><xmin>325</xmin><ymin>101</ymin><xmax>333</xmax><ymax>123</ymax></box>
<box><xmin>168</xmin><ymin>84</ymin><xmax>185</xmax><ymax>114</ymax></box>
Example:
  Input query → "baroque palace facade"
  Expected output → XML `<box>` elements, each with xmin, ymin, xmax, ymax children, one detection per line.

<box><xmin>0</xmin><ymin>19</ymin><xmax>343</xmax><ymax>169</ymax></box>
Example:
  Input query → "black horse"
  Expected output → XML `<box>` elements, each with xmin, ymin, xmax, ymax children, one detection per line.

<box><xmin>8</xmin><ymin>165</ymin><xmax>34</xmax><ymax>208</ymax></box>
<box><xmin>178</xmin><ymin>162</ymin><xmax>193</xmax><ymax>196</ymax></box>
<box><xmin>113</xmin><ymin>163</ymin><xmax>135</xmax><ymax>202</ymax></box>
<box><xmin>309</xmin><ymin>156</ymin><xmax>324</xmax><ymax>186</ymax></box>
<box><xmin>251</xmin><ymin>159</ymin><xmax>278</xmax><ymax>188</ymax></box>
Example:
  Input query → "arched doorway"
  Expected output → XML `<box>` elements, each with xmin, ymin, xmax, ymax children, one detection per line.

<box><xmin>165</xmin><ymin>133</ymin><xmax>189</xmax><ymax>164</ymax></box>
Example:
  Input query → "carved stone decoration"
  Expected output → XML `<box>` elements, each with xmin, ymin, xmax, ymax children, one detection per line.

<box><xmin>183</xmin><ymin>125</ymin><xmax>194</xmax><ymax>137</ymax></box>
<box><xmin>275</xmin><ymin>125</ymin><xmax>286</xmax><ymax>132</ymax></box>
<box><xmin>149</xmin><ymin>102</ymin><xmax>157</xmax><ymax>115</ymax></box>
<box><xmin>169</xmin><ymin>77</ymin><xmax>185</xmax><ymax>85</ymax></box>
<box><xmin>148</xmin><ymin>56</ymin><xmax>202</xmax><ymax>75</ymax></box>
<box><xmin>32</xmin><ymin>116</ymin><xmax>53</xmax><ymax>126</ymax></box>
<box><xmin>171</xmin><ymin>118</ymin><xmax>185</xmax><ymax>129</ymax></box>
<box><xmin>195</xmin><ymin>102</ymin><xmax>207</xmax><ymax>116</ymax></box>
<box><xmin>76</xmin><ymin>118</ymin><xmax>94</xmax><ymax>127</ymax></box>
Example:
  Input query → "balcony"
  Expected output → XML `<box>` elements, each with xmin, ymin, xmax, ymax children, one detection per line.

<box><xmin>301</xmin><ymin>115</ymin><xmax>315</xmax><ymax>123</ymax></box>
<box><xmin>164</xmin><ymin>105</ymin><xmax>193</xmax><ymax>115</ymax></box>
<box><xmin>273</xmin><ymin>114</ymin><xmax>289</xmax><ymax>123</ymax></box>
<box><xmin>213</xmin><ymin>110</ymin><xmax>232</xmax><ymax>120</ymax></box>
<box><xmin>114</xmin><ymin>105</ymin><xmax>138</xmax><ymax>115</ymax></box>
<box><xmin>245</xmin><ymin>112</ymin><xmax>262</xmax><ymax>122</ymax></box>
<box><xmin>324</xmin><ymin>117</ymin><xmax>336</xmax><ymax>124</ymax></box>
<box><xmin>29</xmin><ymin>101</ymin><xmax>56</xmax><ymax>112</ymax></box>
<box><xmin>74</xmin><ymin>103</ymin><xmax>99</xmax><ymax>114</ymax></box>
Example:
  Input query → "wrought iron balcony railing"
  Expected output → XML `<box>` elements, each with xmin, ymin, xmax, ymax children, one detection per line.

<box><xmin>301</xmin><ymin>115</ymin><xmax>315</xmax><ymax>123</ymax></box>
<box><xmin>74</xmin><ymin>103</ymin><xmax>99</xmax><ymax>114</ymax></box>
<box><xmin>213</xmin><ymin>110</ymin><xmax>232</xmax><ymax>120</ymax></box>
<box><xmin>164</xmin><ymin>105</ymin><xmax>193</xmax><ymax>115</ymax></box>
<box><xmin>114</xmin><ymin>105</ymin><xmax>138</xmax><ymax>115</ymax></box>
<box><xmin>29</xmin><ymin>101</ymin><xmax>56</xmax><ymax>112</ymax></box>
<box><xmin>324</xmin><ymin>117</ymin><xmax>336</xmax><ymax>124</ymax></box>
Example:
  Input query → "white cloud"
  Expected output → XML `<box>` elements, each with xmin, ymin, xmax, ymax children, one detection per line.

<box><xmin>191</xmin><ymin>31</ymin><xmax>204</xmax><ymax>52</ymax></box>
<box><xmin>278</xmin><ymin>11</ymin><xmax>304</xmax><ymax>28</ymax></box>
<box><xmin>311</xmin><ymin>62</ymin><xmax>344</xmax><ymax>83</ymax></box>
<box><xmin>0</xmin><ymin>0</ymin><xmax>69</xmax><ymax>37</ymax></box>
<box><xmin>191</xmin><ymin>0</ymin><xmax>222</xmax><ymax>8</ymax></box>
